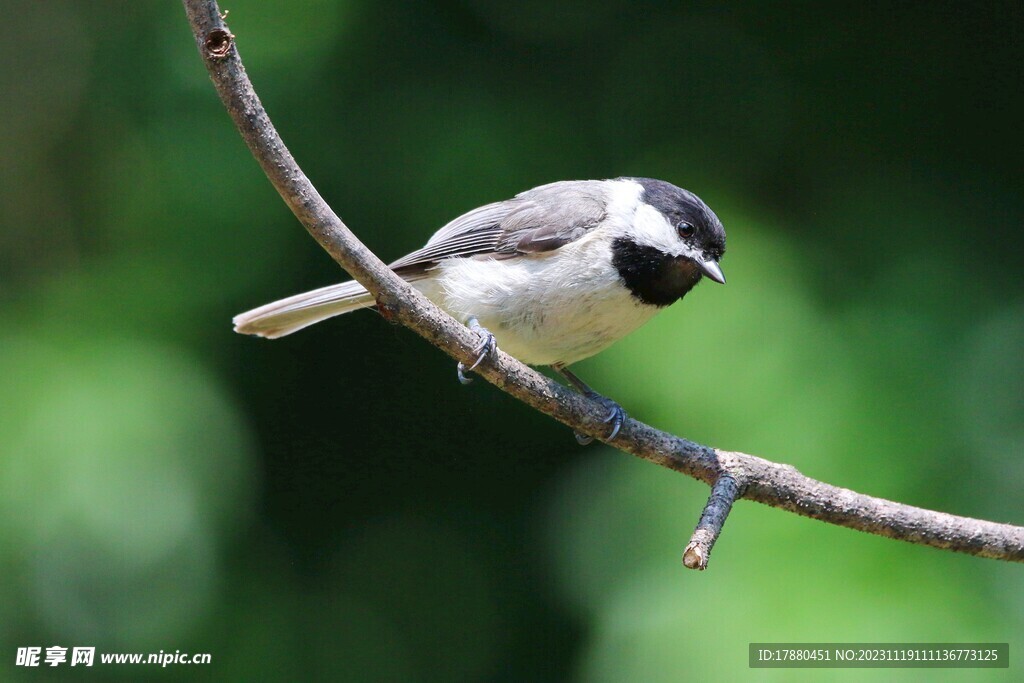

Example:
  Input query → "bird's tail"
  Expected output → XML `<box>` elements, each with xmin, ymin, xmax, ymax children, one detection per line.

<box><xmin>233</xmin><ymin>280</ymin><xmax>376</xmax><ymax>339</ymax></box>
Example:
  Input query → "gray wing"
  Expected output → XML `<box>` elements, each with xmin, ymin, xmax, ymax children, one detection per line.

<box><xmin>388</xmin><ymin>180</ymin><xmax>608</xmax><ymax>272</ymax></box>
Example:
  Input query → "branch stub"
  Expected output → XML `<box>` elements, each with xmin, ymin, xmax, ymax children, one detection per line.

<box><xmin>204</xmin><ymin>28</ymin><xmax>234</xmax><ymax>59</ymax></box>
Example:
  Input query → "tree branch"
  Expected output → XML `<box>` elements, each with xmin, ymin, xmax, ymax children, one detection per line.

<box><xmin>684</xmin><ymin>474</ymin><xmax>740</xmax><ymax>570</ymax></box>
<box><xmin>181</xmin><ymin>0</ymin><xmax>1024</xmax><ymax>569</ymax></box>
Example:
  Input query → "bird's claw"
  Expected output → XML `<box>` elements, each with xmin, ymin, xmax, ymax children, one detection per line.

<box><xmin>574</xmin><ymin>431</ymin><xmax>594</xmax><ymax>446</ymax></box>
<box><xmin>573</xmin><ymin>394</ymin><xmax>626</xmax><ymax>445</ymax></box>
<box><xmin>456</xmin><ymin>319</ymin><xmax>496</xmax><ymax>385</ymax></box>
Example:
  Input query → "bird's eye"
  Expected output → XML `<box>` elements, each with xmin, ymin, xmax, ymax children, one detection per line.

<box><xmin>676</xmin><ymin>221</ymin><xmax>695</xmax><ymax>239</ymax></box>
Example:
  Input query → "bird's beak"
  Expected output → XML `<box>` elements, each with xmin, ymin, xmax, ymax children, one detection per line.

<box><xmin>699</xmin><ymin>258</ymin><xmax>726</xmax><ymax>284</ymax></box>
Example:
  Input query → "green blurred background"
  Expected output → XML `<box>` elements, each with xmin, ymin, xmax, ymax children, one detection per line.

<box><xmin>2</xmin><ymin>0</ymin><xmax>1022</xmax><ymax>680</ymax></box>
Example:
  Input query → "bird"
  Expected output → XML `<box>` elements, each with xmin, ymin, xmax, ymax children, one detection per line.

<box><xmin>233</xmin><ymin>177</ymin><xmax>726</xmax><ymax>444</ymax></box>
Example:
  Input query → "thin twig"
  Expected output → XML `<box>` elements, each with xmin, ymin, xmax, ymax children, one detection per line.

<box><xmin>684</xmin><ymin>474</ymin><xmax>742</xmax><ymax>570</ymax></box>
<box><xmin>181</xmin><ymin>0</ymin><xmax>1024</xmax><ymax>567</ymax></box>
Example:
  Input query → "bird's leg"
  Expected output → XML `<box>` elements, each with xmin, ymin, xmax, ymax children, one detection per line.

<box><xmin>552</xmin><ymin>363</ymin><xmax>627</xmax><ymax>445</ymax></box>
<box><xmin>456</xmin><ymin>317</ymin><xmax>497</xmax><ymax>385</ymax></box>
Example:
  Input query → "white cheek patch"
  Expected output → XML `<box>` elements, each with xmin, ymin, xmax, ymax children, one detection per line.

<box><xmin>603</xmin><ymin>179</ymin><xmax>643</xmax><ymax>225</ymax></box>
<box><xmin>629</xmin><ymin>202</ymin><xmax>687</xmax><ymax>257</ymax></box>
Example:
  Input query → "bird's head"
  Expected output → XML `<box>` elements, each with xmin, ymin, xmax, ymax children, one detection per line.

<box><xmin>611</xmin><ymin>177</ymin><xmax>727</xmax><ymax>306</ymax></box>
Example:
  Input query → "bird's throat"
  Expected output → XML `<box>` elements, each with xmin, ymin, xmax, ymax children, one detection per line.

<box><xmin>611</xmin><ymin>238</ymin><xmax>702</xmax><ymax>307</ymax></box>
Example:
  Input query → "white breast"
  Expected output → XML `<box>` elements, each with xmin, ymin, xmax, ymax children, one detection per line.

<box><xmin>415</xmin><ymin>230</ymin><xmax>661</xmax><ymax>366</ymax></box>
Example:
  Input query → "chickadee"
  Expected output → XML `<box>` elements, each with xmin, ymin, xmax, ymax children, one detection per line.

<box><xmin>234</xmin><ymin>177</ymin><xmax>726</xmax><ymax>443</ymax></box>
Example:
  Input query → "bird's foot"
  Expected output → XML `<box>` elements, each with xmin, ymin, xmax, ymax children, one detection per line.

<box><xmin>552</xmin><ymin>364</ymin><xmax>628</xmax><ymax>445</ymax></box>
<box><xmin>574</xmin><ymin>393</ymin><xmax>627</xmax><ymax>445</ymax></box>
<box><xmin>456</xmin><ymin>317</ymin><xmax>497</xmax><ymax>385</ymax></box>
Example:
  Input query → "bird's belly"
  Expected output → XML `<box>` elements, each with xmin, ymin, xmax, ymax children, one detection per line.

<box><xmin>422</xmin><ymin>253</ymin><xmax>662</xmax><ymax>366</ymax></box>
